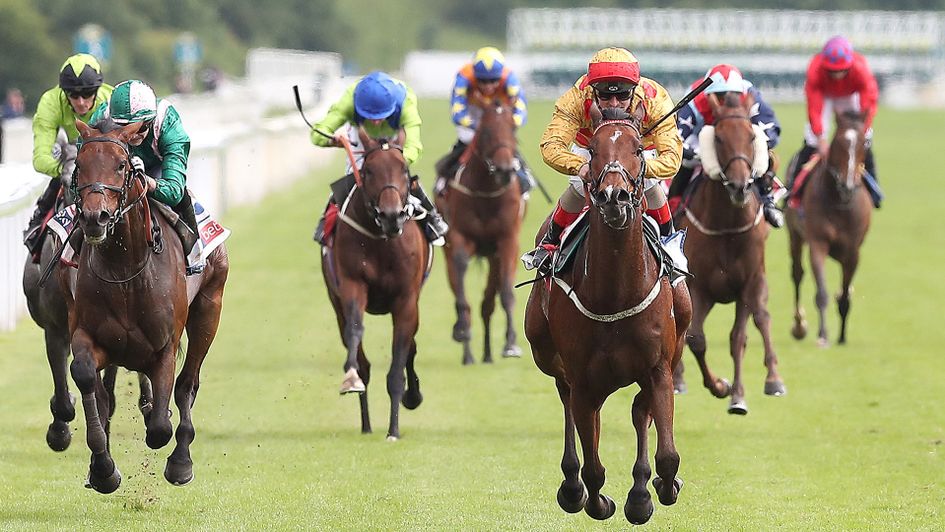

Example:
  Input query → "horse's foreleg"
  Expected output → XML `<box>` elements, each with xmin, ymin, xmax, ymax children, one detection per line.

<box><xmin>572</xmin><ymin>390</ymin><xmax>616</xmax><ymax>520</ymax></box>
<box><xmin>401</xmin><ymin>339</ymin><xmax>422</xmax><ymax>411</ymax></box>
<box><xmin>481</xmin><ymin>255</ymin><xmax>500</xmax><ymax>363</ymax></box>
<box><xmin>789</xmin><ymin>226</ymin><xmax>808</xmax><ymax>340</ymax></box>
<box><xmin>728</xmin><ymin>303</ymin><xmax>751</xmax><ymax>415</ymax></box>
<box><xmin>102</xmin><ymin>366</ymin><xmax>118</xmax><ymax>419</ymax></box>
<box><xmin>70</xmin><ymin>331</ymin><xmax>121</xmax><ymax>494</ymax></box>
<box><xmin>554</xmin><ymin>377</ymin><xmax>585</xmax><ymax>513</ymax></box>
<box><xmin>498</xmin><ymin>236</ymin><xmax>521</xmax><ymax>359</ymax></box>
<box><xmin>649</xmin><ymin>358</ymin><xmax>683</xmax><ymax>510</ymax></box>
<box><xmin>339</xmin><ymin>297</ymin><xmax>367</xmax><ymax>394</ymax></box>
<box><xmin>356</xmin><ymin>347</ymin><xmax>372</xmax><ymax>434</ymax></box>
<box><xmin>687</xmin><ymin>296</ymin><xmax>730</xmax><ymax>398</ymax></box>
<box><xmin>750</xmin><ymin>277</ymin><xmax>786</xmax><ymax>396</ymax></box>
<box><xmin>837</xmin><ymin>252</ymin><xmax>859</xmax><ymax>345</ymax></box>
<box><xmin>625</xmin><ymin>389</ymin><xmax>654</xmax><ymax>524</ymax></box>
<box><xmin>44</xmin><ymin>327</ymin><xmax>75</xmax><ymax>452</ymax></box>
<box><xmin>445</xmin><ymin>241</ymin><xmax>474</xmax><ymax>364</ymax></box>
<box><xmin>144</xmin><ymin>349</ymin><xmax>176</xmax><ymax>450</ymax></box>
<box><xmin>808</xmin><ymin>242</ymin><xmax>831</xmax><ymax>347</ymax></box>
<box><xmin>386</xmin><ymin>304</ymin><xmax>420</xmax><ymax>441</ymax></box>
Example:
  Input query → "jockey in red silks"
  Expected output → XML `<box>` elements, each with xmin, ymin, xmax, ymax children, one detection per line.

<box><xmin>670</xmin><ymin>64</ymin><xmax>784</xmax><ymax>227</ymax></box>
<box><xmin>434</xmin><ymin>46</ymin><xmax>534</xmax><ymax>197</ymax></box>
<box><xmin>790</xmin><ymin>35</ymin><xmax>883</xmax><ymax>208</ymax></box>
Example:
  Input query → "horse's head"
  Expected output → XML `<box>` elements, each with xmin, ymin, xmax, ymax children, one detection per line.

<box><xmin>700</xmin><ymin>92</ymin><xmax>768</xmax><ymax>206</ymax></box>
<box><xmin>356</xmin><ymin>127</ymin><xmax>412</xmax><ymax>238</ymax></box>
<box><xmin>475</xmin><ymin>101</ymin><xmax>519</xmax><ymax>186</ymax></box>
<box><xmin>827</xmin><ymin>111</ymin><xmax>867</xmax><ymax>203</ymax></box>
<box><xmin>74</xmin><ymin>119</ymin><xmax>148</xmax><ymax>245</ymax></box>
<box><xmin>587</xmin><ymin>104</ymin><xmax>645</xmax><ymax>229</ymax></box>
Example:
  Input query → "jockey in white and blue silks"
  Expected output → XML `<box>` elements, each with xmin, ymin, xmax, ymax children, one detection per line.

<box><xmin>670</xmin><ymin>64</ymin><xmax>784</xmax><ymax>228</ymax></box>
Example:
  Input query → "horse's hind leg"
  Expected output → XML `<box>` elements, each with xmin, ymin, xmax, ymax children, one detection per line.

<box><xmin>727</xmin><ymin>303</ymin><xmax>751</xmax><ymax>415</ymax></box>
<box><xmin>445</xmin><ymin>239</ymin><xmax>474</xmax><ymax>365</ymax></box>
<box><xmin>497</xmin><ymin>236</ymin><xmax>521</xmax><ymax>359</ymax></box>
<box><xmin>572</xmin><ymin>390</ymin><xmax>616</xmax><ymax>520</ymax></box>
<box><xmin>164</xmin><ymin>288</ymin><xmax>222</xmax><ymax>486</ymax></box>
<box><xmin>837</xmin><ymin>252</ymin><xmax>859</xmax><ymax>345</ymax></box>
<box><xmin>788</xmin><ymin>225</ymin><xmax>808</xmax><ymax>340</ymax></box>
<box><xmin>808</xmin><ymin>241</ymin><xmax>831</xmax><ymax>347</ymax></box>
<box><xmin>686</xmin><ymin>295</ymin><xmax>731</xmax><ymax>399</ymax></box>
<box><xmin>625</xmin><ymin>389</ymin><xmax>654</xmax><ymax>524</ymax></box>
<box><xmin>649</xmin><ymin>358</ymin><xmax>683</xmax><ymax>510</ymax></box>
<box><xmin>750</xmin><ymin>278</ymin><xmax>786</xmax><ymax>396</ymax></box>
<box><xmin>554</xmin><ymin>378</ymin><xmax>586</xmax><ymax>514</ymax></box>
<box><xmin>356</xmin><ymin>347</ymin><xmax>373</xmax><ymax>433</ymax></box>
<box><xmin>386</xmin><ymin>304</ymin><xmax>420</xmax><ymax>441</ymax></box>
<box><xmin>481</xmin><ymin>255</ymin><xmax>500</xmax><ymax>363</ymax></box>
<box><xmin>671</xmin><ymin>281</ymin><xmax>692</xmax><ymax>394</ymax></box>
<box><xmin>70</xmin><ymin>332</ymin><xmax>121</xmax><ymax>493</ymax></box>
<box><xmin>43</xmin><ymin>327</ymin><xmax>75</xmax><ymax>452</ymax></box>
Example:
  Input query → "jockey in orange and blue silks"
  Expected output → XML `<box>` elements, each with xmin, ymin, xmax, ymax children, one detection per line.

<box><xmin>670</xmin><ymin>64</ymin><xmax>785</xmax><ymax>228</ymax></box>
<box><xmin>791</xmin><ymin>35</ymin><xmax>883</xmax><ymax>208</ymax></box>
<box><xmin>434</xmin><ymin>47</ymin><xmax>535</xmax><ymax>197</ymax></box>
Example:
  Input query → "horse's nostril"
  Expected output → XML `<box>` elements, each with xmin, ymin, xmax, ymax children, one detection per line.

<box><xmin>616</xmin><ymin>189</ymin><xmax>630</xmax><ymax>203</ymax></box>
<box><xmin>97</xmin><ymin>210</ymin><xmax>110</xmax><ymax>225</ymax></box>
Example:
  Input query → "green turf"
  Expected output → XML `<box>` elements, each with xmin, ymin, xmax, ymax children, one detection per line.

<box><xmin>1</xmin><ymin>99</ymin><xmax>943</xmax><ymax>530</ymax></box>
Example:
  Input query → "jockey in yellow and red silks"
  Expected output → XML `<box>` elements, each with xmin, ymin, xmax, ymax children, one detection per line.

<box><xmin>434</xmin><ymin>47</ymin><xmax>535</xmax><ymax>197</ymax></box>
<box><xmin>522</xmin><ymin>47</ymin><xmax>683</xmax><ymax>275</ymax></box>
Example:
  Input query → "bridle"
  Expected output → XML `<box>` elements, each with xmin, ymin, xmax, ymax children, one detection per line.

<box><xmin>74</xmin><ymin>136</ymin><xmax>148</xmax><ymax>235</ymax></box>
<box><xmin>344</xmin><ymin>140</ymin><xmax>413</xmax><ymax>237</ymax></box>
<box><xmin>588</xmin><ymin>119</ymin><xmax>645</xmax><ymax>228</ymax></box>
<box><xmin>825</xmin><ymin>127</ymin><xmax>865</xmax><ymax>206</ymax></box>
<box><xmin>476</xmin><ymin>105</ymin><xmax>518</xmax><ymax>180</ymax></box>
<box><xmin>712</xmin><ymin>114</ymin><xmax>757</xmax><ymax>188</ymax></box>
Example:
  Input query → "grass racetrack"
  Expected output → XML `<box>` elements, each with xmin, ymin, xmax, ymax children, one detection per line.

<box><xmin>1</xmin><ymin>98</ymin><xmax>943</xmax><ymax>530</ymax></box>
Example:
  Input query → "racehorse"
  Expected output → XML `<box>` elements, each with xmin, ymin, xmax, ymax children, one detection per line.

<box><xmin>523</xmin><ymin>106</ymin><xmax>691</xmax><ymax>524</ymax></box>
<box><xmin>321</xmin><ymin>128</ymin><xmax>429</xmax><ymax>441</ymax></box>
<box><xmin>673</xmin><ymin>92</ymin><xmax>786</xmax><ymax>414</ymax></box>
<box><xmin>64</xmin><ymin>119</ymin><xmax>229</xmax><ymax>493</ymax></box>
<box><xmin>786</xmin><ymin>111</ymin><xmax>872</xmax><ymax>346</ymax></box>
<box><xmin>435</xmin><ymin>101</ymin><xmax>525</xmax><ymax>365</ymax></box>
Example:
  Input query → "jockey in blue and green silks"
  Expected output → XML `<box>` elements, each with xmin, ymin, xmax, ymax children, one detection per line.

<box><xmin>84</xmin><ymin>79</ymin><xmax>204</xmax><ymax>275</ymax></box>
<box><xmin>23</xmin><ymin>53</ymin><xmax>114</xmax><ymax>258</ymax></box>
<box><xmin>433</xmin><ymin>46</ymin><xmax>534</xmax><ymax>197</ymax></box>
<box><xmin>310</xmin><ymin>70</ymin><xmax>448</xmax><ymax>246</ymax></box>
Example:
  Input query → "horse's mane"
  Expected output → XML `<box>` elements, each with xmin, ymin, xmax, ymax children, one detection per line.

<box><xmin>838</xmin><ymin>110</ymin><xmax>865</xmax><ymax>127</ymax></box>
<box><xmin>720</xmin><ymin>92</ymin><xmax>742</xmax><ymax>109</ymax></box>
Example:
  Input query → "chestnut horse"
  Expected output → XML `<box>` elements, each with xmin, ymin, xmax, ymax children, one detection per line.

<box><xmin>435</xmin><ymin>101</ymin><xmax>525</xmax><ymax>365</ymax></box>
<box><xmin>673</xmin><ymin>92</ymin><xmax>786</xmax><ymax>415</ymax></box>
<box><xmin>64</xmin><ymin>120</ymin><xmax>228</xmax><ymax>493</ymax></box>
<box><xmin>786</xmin><ymin>111</ymin><xmax>872</xmax><ymax>346</ymax></box>
<box><xmin>321</xmin><ymin>128</ymin><xmax>429</xmax><ymax>441</ymax></box>
<box><xmin>524</xmin><ymin>107</ymin><xmax>691</xmax><ymax>524</ymax></box>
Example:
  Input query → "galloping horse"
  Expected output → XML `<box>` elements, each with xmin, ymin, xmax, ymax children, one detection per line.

<box><xmin>673</xmin><ymin>92</ymin><xmax>786</xmax><ymax>414</ymax></box>
<box><xmin>786</xmin><ymin>111</ymin><xmax>872</xmax><ymax>346</ymax></box>
<box><xmin>435</xmin><ymin>101</ymin><xmax>525</xmax><ymax>365</ymax></box>
<box><xmin>321</xmin><ymin>128</ymin><xmax>429</xmax><ymax>441</ymax></box>
<box><xmin>64</xmin><ymin>119</ymin><xmax>228</xmax><ymax>493</ymax></box>
<box><xmin>524</xmin><ymin>106</ymin><xmax>691</xmax><ymax>524</ymax></box>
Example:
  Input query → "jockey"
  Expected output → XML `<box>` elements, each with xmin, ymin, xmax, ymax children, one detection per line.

<box><xmin>670</xmin><ymin>64</ymin><xmax>784</xmax><ymax>227</ymax></box>
<box><xmin>522</xmin><ymin>47</ymin><xmax>682</xmax><ymax>273</ymax></box>
<box><xmin>23</xmin><ymin>53</ymin><xmax>114</xmax><ymax>258</ymax></box>
<box><xmin>434</xmin><ymin>46</ymin><xmax>534</xmax><ymax>197</ymax></box>
<box><xmin>311</xmin><ymin>71</ymin><xmax>448</xmax><ymax>246</ymax></box>
<box><xmin>85</xmin><ymin>79</ymin><xmax>204</xmax><ymax>275</ymax></box>
<box><xmin>790</xmin><ymin>35</ymin><xmax>882</xmax><ymax>208</ymax></box>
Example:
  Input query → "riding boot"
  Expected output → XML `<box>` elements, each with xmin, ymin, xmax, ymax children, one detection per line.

<box><xmin>410</xmin><ymin>177</ymin><xmax>449</xmax><ymax>244</ymax></box>
<box><xmin>514</xmin><ymin>150</ymin><xmax>535</xmax><ymax>197</ymax></box>
<box><xmin>521</xmin><ymin>218</ymin><xmax>565</xmax><ymax>274</ymax></box>
<box><xmin>863</xmin><ymin>146</ymin><xmax>883</xmax><ymax>209</ymax></box>
<box><xmin>755</xmin><ymin>176</ymin><xmax>785</xmax><ymax>228</ymax></box>
<box><xmin>434</xmin><ymin>140</ymin><xmax>467</xmax><ymax>195</ymax></box>
<box><xmin>172</xmin><ymin>193</ymin><xmax>204</xmax><ymax>275</ymax></box>
<box><xmin>787</xmin><ymin>143</ymin><xmax>818</xmax><ymax>192</ymax></box>
<box><xmin>658</xmin><ymin>216</ymin><xmax>676</xmax><ymax>238</ymax></box>
<box><xmin>667</xmin><ymin>166</ymin><xmax>694</xmax><ymax>215</ymax></box>
<box><xmin>23</xmin><ymin>177</ymin><xmax>62</xmax><ymax>255</ymax></box>
<box><xmin>313</xmin><ymin>196</ymin><xmax>334</xmax><ymax>245</ymax></box>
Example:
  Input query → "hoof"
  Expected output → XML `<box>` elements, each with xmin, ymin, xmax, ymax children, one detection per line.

<box><xmin>624</xmin><ymin>493</ymin><xmax>654</xmax><ymax>525</ymax></box>
<box><xmin>791</xmin><ymin>322</ymin><xmax>807</xmax><ymax>340</ymax></box>
<box><xmin>452</xmin><ymin>322</ymin><xmax>470</xmax><ymax>342</ymax></box>
<box><xmin>386</xmin><ymin>434</ymin><xmax>399</xmax><ymax>442</ymax></box>
<box><xmin>164</xmin><ymin>458</ymin><xmax>194</xmax><ymax>486</ymax></box>
<box><xmin>653</xmin><ymin>477</ymin><xmax>683</xmax><ymax>506</ymax></box>
<box><xmin>556</xmin><ymin>483</ymin><xmax>587</xmax><ymax>513</ymax></box>
<box><xmin>817</xmin><ymin>337</ymin><xmax>830</xmax><ymax>348</ymax></box>
<box><xmin>764</xmin><ymin>380</ymin><xmax>787</xmax><ymax>396</ymax></box>
<box><xmin>339</xmin><ymin>368</ymin><xmax>365</xmax><ymax>395</ymax></box>
<box><xmin>502</xmin><ymin>345</ymin><xmax>522</xmax><ymax>358</ymax></box>
<box><xmin>711</xmin><ymin>378</ymin><xmax>732</xmax><ymax>399</ymax></box>
<box><xmin>462</xmin><ymin>352</ymin><xmax>474</xmax><ymax>366</ymax></box>
<box><xmin>46</xmin><ymin>420</ymin><xmax>72</xmax><ymax>452</ymax></box>
<box><xmin>401</xmin><ymin>389</ymin><xmax>423</xmax><ymax>410</ymax></box>
<box><xmin>87</xmin><ymin>465</ymin><xmax>122</xmax><ymax>494</ymax></box>
<box><xmin>585</xmin><ymin>494</ymin><xmax>617</xmax><ymax>520</ymax></box>
<box><xmin>727</xmin><ymin>400</ymin><xmax>748</xmax><ymax>415</ymax></box>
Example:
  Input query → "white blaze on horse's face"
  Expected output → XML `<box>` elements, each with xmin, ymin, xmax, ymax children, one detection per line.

<box><xmin>610</xmin><ymin>130</ymin><xmax>622</xmax><ymax>144</ymax></box>
<box><xmin>844</xmin><ymin>128</ymin><xmax>858</xmax><ymax>188</ymax></box>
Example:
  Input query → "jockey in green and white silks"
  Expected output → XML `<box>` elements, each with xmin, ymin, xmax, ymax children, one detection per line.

<box><xmin>310</xmin><ymin>71</ymin><xmax>448</xmax><ymax>246</ymax></box>
<box><xmin>85</xmin><ymin>79</ymin><xmax>204</xmax><ymax>274</ymax></box>
<box><xmin>24</xmin><ymin>53</ymin><xmax>114</xmax><ymax>257</ymax></box>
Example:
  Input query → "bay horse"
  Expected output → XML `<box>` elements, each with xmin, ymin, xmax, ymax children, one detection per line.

<box><xmin>523</xmin><ymin>106</ymin><xmax>691</xmax><ymax>524</ymax></box>
<box><xmin>64</xmin><ymin>119</ymin><xmax>229</xmax><ymax>493</ymax></box>
<box><xmin>673</xmin><ymin>92</ymin><xmax>786</xmax><ymax>415</ymax></box>
<box><xmin>435</xmin><ymin>101</ymin><xmax>525</xmax><ymax>365</ymax></box>
<box><xmin>321</xmin><ymin>127</ymin><xmax>429</xmax><ymax>441</ymax></box>
<box><xmin>786</xmin><ymin>111</ymin><xmax>871</xmax><ymax>346</ymax></box>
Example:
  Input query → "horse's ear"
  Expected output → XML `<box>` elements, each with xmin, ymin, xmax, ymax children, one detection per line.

<box><xmin>742</xmin><ymin>91</ymin><xmax>756</xmax><ymax>113</ymax></box>
<box><xmin>395</xmin><ymin>128</ymin><xmax>406</xmax><ymax>149</ymax></box>
<box><xmin>357</xmin><ymin>125</ymin><xmax>373</xmax><ymax>149</ymax></box>
<box><xmin>75</xmin><ymin>119</ymin><xmax>93</xmax><ymax>140</ymax></box>
<box><xmin>631</xmin><ymin>100</ymin><xmax>646</xmax><ymax>124</ymax></box>
<box><xmin>706</xmin><ymin>93</ymin><xmax>722</xmax><ymax>116</ymax></box>
<box><xmin>589</xmin><ymin>102</ymin><xmax>603</xmax><ymax>128</ymax></box>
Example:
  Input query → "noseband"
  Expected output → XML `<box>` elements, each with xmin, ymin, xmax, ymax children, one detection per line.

<box><xmin>75</xmin><ymin>136</ymin><xmax>147</xmax><ymax>234</ymax></box>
